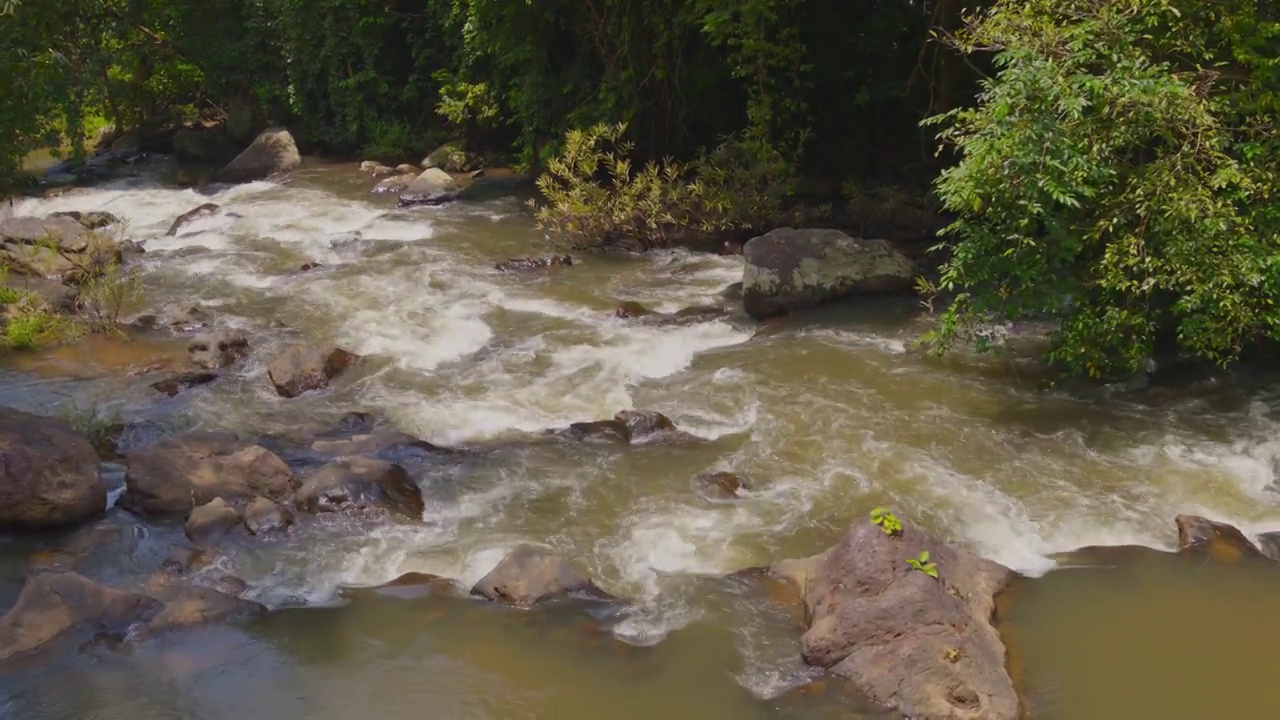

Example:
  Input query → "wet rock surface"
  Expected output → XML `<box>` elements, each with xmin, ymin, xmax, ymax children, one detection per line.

<box><xmin>495</xmin><ymin>255</ymin><xmax>573</xmax><ymax>272</ymax></box>
<box><xmin>472</xmin><ymin>545</ymin><xmax>614</xmax><ymax>607</ymax></box>
<box><xmin>244</xmin><ymin>495</ymin><xmax>292</xmax><ymax>535</ymax></box>
<box><xmin>121</xmin><ymin>434</ymin><xmax>297</xmax><ymax>517</ymax></box>
<box><xmin>184</xmin><ymin>498</ymin><xmax>244</xmax><ymax>545</ymax></box>
<box><xmin>268</xmin><ymin>344</ymin><xmax>358</xmax><ymax>398</ymax></box>
<box><xmin>770</xmin><ymin>518</ymin><xmax>1019</xmax><ymax>719</ymax></box>
<box><xmin>0</xmin><ymin>407</ymin><xmax>106</xmax><ymax>530</ymax></box>
<box><xmin>166</xmin><ymin>203</ymin><xmax>221</xmax><ymax>236</ymax></box>
<box><xmin>188</xmin><ymin>330</ymin><xmax>250</xmax><ymax>370</ymax></box>
<box><xmin>1174</xmin><ymin>514</ymin><xmax>1265</xmax><ymax>562</ymax></box>
<box><xmin>0</xmin><ymin>572</ymin><xmax>162</xmax><ymax>663</ymax></box>
<box><xmin>294</xmin><ymin>457</ymin><xmax>424</xmax><ymax>519</ymax></box>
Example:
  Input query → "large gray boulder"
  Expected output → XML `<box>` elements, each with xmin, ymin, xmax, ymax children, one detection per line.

<box><xmin>420</xmin><ymin>142</ymin><xmax>478</xmax><ymax>173</ymax></box>
<box><xmin>398</xmin><ymin>168</ymin><xmax>462</xmax><ymax>207</ymax></box>
<box><xmin>770</xmin><ymin>518</ymin><xmax>1019</xmax><ymax>719</ymax></box>
<box><xmin>0</xmin><ymin>407</ymin><xmax>105</xmax><ymax>529</ymax></box>
<box><xmin>741</xmin><ymin>228</ymin><xmax>917</xmax><ymax>320</ymax></box>
<box><xmin>121</xmin><ymin>433</ymin><xmax>297</xmax><ymax>517</ymax></box>
<box><xmin>471</xmin><ymin>544</ymin><xmax>613</xmax><ymax>607</ymax></box>
<box><xmin>217</xmin><ymin>127</ymin><xmax>301</xmax><ymax>183</ymax></box>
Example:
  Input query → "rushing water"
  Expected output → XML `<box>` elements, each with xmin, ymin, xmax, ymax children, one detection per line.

<box><xmin>2</xmin><ymin>158</ymin><xmax>1280</xmax><ymax>717</ymax></box>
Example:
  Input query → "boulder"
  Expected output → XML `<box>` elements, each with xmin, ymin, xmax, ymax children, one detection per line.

<box><xmin>184</xmin><ymin>498</ymin><xmax>243</xmax><ymax>544</ymax></box>
<box><xmin>421</xmin><ymin>142</ymin><xmax>477</xmax><ymax>173</ymax></box>
<box><xmin>358</xmin><ymin>160</ymin><xmax>379</xmax><ymax>173</ymax></box>
<box><xmin>2</xmin><ymin>274</ymin><xmax>78</xmax><ymax>313</ymax></box>
<box><xmin>47</xmin><ymin>210</ymin><xmax>120</xmax><ymax>230</ymax></box>
<box><xmin>165</xmin><ymin>203</ymin><xmax>221</xmax><ymax>236</ymax></box>
<box><xmin>615</xmin><ymin>410</ymin><xmax>676</xmax><ymax>441</ymax></box>
<box><xmin>770</xmin><ymin>518</ymin><xmax>1019</xmax><ymax>719</ymax></box>
<box><xmin>614</xmin><ymin>301</ymin><xmax>652</xmax><ymax>319</ymax></box>
<box><xmin>720</xmin><ymin>281</ymin><xmax>744</xmax><ymax>301</ymax></box>
<box><xmin>494</xmin><ymin>255</ymin><xmax>573</xmax><ymax>272</ymax></box>
<box><xmin>1174</xmin><ymin>515</ymin><xmax>1264</xmax><ymax>562</ymax></box>
<box><xmin>0</xmin><ymin>572</ymin><xmax>162</xmax><ymax>662</ymax></box>
<box><xmin>137</xmin><ymin>575</ymin><xmax>264</xmax><ymax>637</ymax></box>
<box><xmin>188</xmin><ymin>330</ymin><xmax>250</xmax><ymax>370</ymax></box>
<box><xmin>741</xmin><ymin>228</ymin><xmax>917</xmax><ymax>320</ymax></box>
<box><xmin>471</xmin><ymin>544</ymin><xmax>613</xmax><ymax>607</ymax></box>
<box><xmin>693</xmin><ymin>471</ymin><xmax>748</xmax><ymax>500</ymax></box>
<box><xmin>0</xmin><ymin>215</ymin><xmax>93</xmax><ymax>251</ymax></box>
<box><xmin>394</xmin><ymin>163</ymin><xmax>418</xmax><ymax>174</ymax></box>
<box><xmin>243</xmin><ymin>496</ymin><xmax>292</xmax><ymax>535</ymax></box>
<box><xmin>371</xmin><ymin>173</ymin><xmax>417</xmax><ymax>194</ymax></box>
<box><xmin>295</xmin><ymin>457</ymin><xmax>424</xmax><ymax>519</ymax></box>
<box><xmin>370</xmin><ymin>164</ymin><xmax>395</xmax><ymax>176</ymax></box>
<box><xmin>216</xmin><ymin>127</ymin><xmax>301</xmax><ymax>183</ymax></box>
<box><xmin>150</xmin><ymin>370</ymin><xmax>218</xmax><ymax>397</ymax></box>
<box><xmin>121</xmin><ymin>436</ymin><xmax>296</xmax><ymax>517</ymax></box>
<box><xmin>267</xmin><ymin>344</ymin><xmax>358</xmax><ymax>398</ymax></box>
<box><xmin>397</xmin><ymin>168</ymin><xmax>463</xmax><ymax>207</ymax></box>
<box><xmin>0</xmin><ymin>407</ymin><xmax>105</xmax><ymax>529</ymax></box>
<box><xmin>347</xmin><ymin>572</ymin><xmax>458</xmax><ymax>600</ymax></box>
<box><xmin>563</xmin><ymin>420</ymin><xmax>629</xmax><ymax>443</ymax></box>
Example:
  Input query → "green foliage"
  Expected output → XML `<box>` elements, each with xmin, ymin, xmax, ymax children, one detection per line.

<box><xmin>926</xmin><ymin>0</ymin><xmax>1280</xmax><ymax>377</ymax></box>
<box><xmin>3</xmin><ymin>308</ymin><xmax>68</xmax><ymax>350</ymax></box>
<box><xmin>76</xmin><ymin>258</ymin><xmax>141</xmax><ymax>334</ymax></box>
<box><xmin>907</xmin><ymin>550</ymin><xmax>938</xmax><ymax>578</ymax></box>
<box><xmin>533</xmin><ymin>122</ymin><xmax>798</xmax><ymax>250</ymax></box>
<box><xmin>58</xmin><ymin>396</ymin><xmax>121</xmax><ymax>450</ymax></box>
<box><xmin>870</xmin><ymin>507</ymin><xmax>903</xmax><ymax>536</ymax></box>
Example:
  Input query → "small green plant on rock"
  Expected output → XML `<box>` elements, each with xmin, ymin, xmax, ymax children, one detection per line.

<box><xmin>870</xmin><ymin>506</ymin><xmax>903</xmax><ymax>536</ymax></box>
<box><xmin>59</xmin><ymin>397</ymin><xmax>121</xmax><ymax>450</ymax></box>
<box><xmin>76</xmin><ymin>259</ymin><xmax>141</xmax><ymax>334</ymax></box>
<box><xmin>907</xmin><ymin>550</ymin><xmax>938</xmax><ymax>579</ymax></box>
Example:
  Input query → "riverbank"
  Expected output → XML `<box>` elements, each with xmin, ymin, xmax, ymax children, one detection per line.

<box><xmin>2</xmin><ymin>157</ymin><xmax>1280</xmax><ymax>717</ymax></box>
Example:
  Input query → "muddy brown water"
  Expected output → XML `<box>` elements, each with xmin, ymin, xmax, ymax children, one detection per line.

<box><xmin>2</xmin><ymin>159</ymin><xmax>1280</xmax><ymax>718</ymax></box>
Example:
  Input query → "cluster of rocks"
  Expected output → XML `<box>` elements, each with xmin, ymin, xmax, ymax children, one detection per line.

<box><xmin>0</xmin><ymin>211</ymin><xmax>139</xmax><ymax>317</ymax></box>
<box><xmin>363</xmin><ymin>141</ymin><xmax>482</xmax><ymax>207</ymax></box>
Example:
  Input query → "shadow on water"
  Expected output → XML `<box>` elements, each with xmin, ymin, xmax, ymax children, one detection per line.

<box><xmin>0</xmin><ymin>572</ymin><xmax>883</xmax><ymax>720</ymax></box>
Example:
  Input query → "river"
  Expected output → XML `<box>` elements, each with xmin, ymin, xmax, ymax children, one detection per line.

<box><xmin>1</xmin><ymin>159</ymin><xmax>1279</xmax><ymax>718</ymax></box>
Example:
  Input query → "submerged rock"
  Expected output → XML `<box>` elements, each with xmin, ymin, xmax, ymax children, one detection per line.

<box><xmin>267</xmin><ymin>344</ymin><xmax>358</xmax><ymax>398</ymax></box>
<box><xmin>184</xmin><ymin>498</ymin><xmax>243</xmax><ymax>545</ymax></box>
<box><xmin>0</xmin><ymin>572</ymin><xmax>163</xmax><ymax>663</ymax></box>
<box><xmin>1174</xmin><ymin>515</ymin><xmax>1264</xmax><ymax>562</ymax></box>
<box><xmin>166</xmin><ymin>203</ymin><xmax>220</xmax><ymax>236</ymax></box>
<box><xmin>295</xmin><ymin>457</ymin><xmax>424</xmax><ymax>519</ymax></box>
<box><xmin>693</xmin><ymin>471</ymin><xmax>748</xmax><ymax>500</ymax></box>
<box><xmin>122</xmin><ymin>436</ymin><xmax>296</xmax><ymax>517</ymax></box>
<box><xmin>614</xmin><ymin>301</ymin><xmax>652</xmax><ymax>318</ymax></box>
<box><xmin>770</xmin><ymin>518</ymin><xmax>1019</xmax><ymax>719</ymax></box>
<box><xmin>742</xmin><ymin>228</ymin><xmax>917</xmax><ymax>320</ymax></box>
<box><xmin>217</xmin><ymin>127</ymin><xmax>301</xmax><ymax>183</ymax></box>
<box><xmin>243</xmin><ymin>496</ymin><xmax>292</xmax><ymax>535</ymax></box>
<box><xmin>494</xmin><ymin>255</ymin><xmax>573</xmax><ymax>272</ymax></box>
<box><xmin>137</xmin><ymin>574</ymin><xmax>265</xmax><ymax>637</ymax></box>
<box><xmin>150</xmin><ymin>370</ymin><xmax>219</xmax><ymax>397</ymax></box>
<box><xmin>188</xmin><ymin>330</ymin><xmax>250</xmax><ymax>370</ymax></box>
<box><xmin>559</xmin><ymin>410</ymin><xmax>692</xmax><ymax>445</ymax></box>
<box><xmin>345</xmin><ymin>572</ymin><xmax>459</xmax><ymax>600</ymax></box>
<box><xmin>47</xmin><ymin>210</ymin><xmax>120</xmax><ymax>230</ymax></box>
<box><xmin>0</xmin><ymin>407</ymin><xmax>105</xmax><ymax>530</ymax></box>
<box><xmin>472</xmin><ymin>545</ymin><xmax>614</xmax><ymax>607</ymax></box>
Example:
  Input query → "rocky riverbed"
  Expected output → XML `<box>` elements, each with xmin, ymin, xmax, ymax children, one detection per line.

<box><xmin>2</xmin><ymin>144</ymin><xmax>1280</xmax><ymax>718</ymax></box>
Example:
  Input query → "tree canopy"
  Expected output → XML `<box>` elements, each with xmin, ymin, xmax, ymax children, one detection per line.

<box><xmin>2</xmin><ymin>0</ymin><xmax>1278</xmax><ymax>376</ymax></box>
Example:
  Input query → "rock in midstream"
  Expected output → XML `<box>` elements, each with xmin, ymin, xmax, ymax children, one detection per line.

<box><xmin>769</xmin><ymin>517</ymin><xmax>1020</xmax><ymax>719</ymax></box>
<box><xmin>471</xmin><ymin>545</ymin><xmax>615</xmax><ymax>607</ymax></box>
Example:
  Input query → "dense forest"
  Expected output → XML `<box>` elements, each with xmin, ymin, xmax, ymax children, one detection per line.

<box><xmin>1</xmin><ymin>0</ymin><xmax>1277</xmax><ymax>377</ymax></box>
